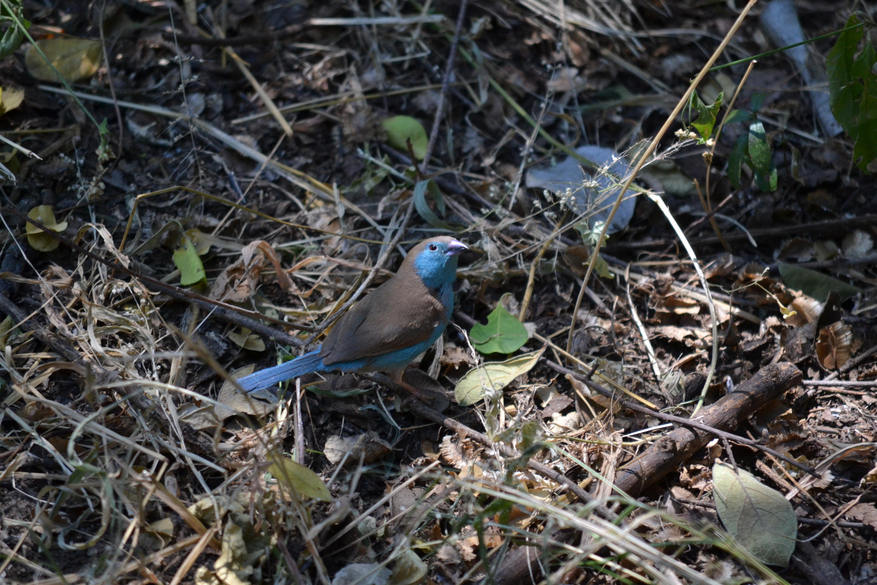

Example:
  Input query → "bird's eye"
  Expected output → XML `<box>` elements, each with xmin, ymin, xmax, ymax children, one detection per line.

<box><xmin>429</xmin><ymin>244</ymin><xmax>438</xmax><ymax>251</ymax></box>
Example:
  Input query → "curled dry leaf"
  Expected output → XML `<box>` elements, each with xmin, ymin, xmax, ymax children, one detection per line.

<box><xmin>548</xmin><ymin>411</ymin><xmax>581</xmax><ymax>435</ymax></box>
<box><xmin>776</xmin><ymin>237</ymin><xmax>815</xmax><ymax>262</ymax></box>
<box><xmin>563</xmin><ymin>245</ymin><xmax>591</xmax><ymax>277</ymax></box>
<box><xmin>209</xmin><ymin>240</ymin><xmax>294</xmax><ymax>301</ymax></box>
<box><xmin>784</xmin><ymin>295</ymin><xmax>823</xmax><ymax>327</ymax></box>
<box><xmin>816</xmin><ymin>321</ymin><xmax>853</xmax><ymax>370</ymax></box>
<box><xmin>227</xmin><ymin>327</ymin><xmax>265</xmax><ymax>352</ymax></box>
<box><xmin>0</xmin><ymin>86</ymin><xmax>24</xmax><ymax>115</ymax></box>
<box><xmin>842</xmin><ymin>230</ymin><xmax>874</xmax><ymax>259</ymax></box>
<box><xmin>439</xmin><ymin>435</ymin><xmax>465</xmax><ymax>467</ymax></box>
<box><xmin>203</xmin><ymin>520</ymin><xmax>250</xmax><ymax>585</ymax></box>
<box><xmin>26</xmin><ymin>205</ymin><xmax>67</xmax><ymax>252</ymax></box>
<box><xmin>324</xmin><ymin>433</ymin><xmax>392</xmax><ymax>467</ymax></box>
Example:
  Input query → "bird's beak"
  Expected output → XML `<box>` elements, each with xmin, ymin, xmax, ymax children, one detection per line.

<box><xmin>446</xmin><ymin>239</ymin><xmax>468</xmax><ymax>256</ymax></box>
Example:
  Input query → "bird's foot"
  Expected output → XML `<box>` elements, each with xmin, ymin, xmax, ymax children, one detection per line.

<box><xmin>395</xmin><ymin>370</ymin><xmax>450</xmax><ymax>413</ymax></box>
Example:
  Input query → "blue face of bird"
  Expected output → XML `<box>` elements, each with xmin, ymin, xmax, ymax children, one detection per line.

<box><xmin>414</xmin><ymin>239</ymin><xmax>467</xmax><ymax>289</ymax></box>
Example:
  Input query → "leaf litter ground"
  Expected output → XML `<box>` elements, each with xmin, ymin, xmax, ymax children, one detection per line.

<box><xmin>1</xmin><ymin>0</ymin><xmax>877</xmax><ymax>584</ymax></box>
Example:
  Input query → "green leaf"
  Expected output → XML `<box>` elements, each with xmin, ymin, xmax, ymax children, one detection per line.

<box><xmin>412</xmin><ymin>179</ymin><xmax>454</xmax><ymax>230</ymax></box>
<box><xmin>690</xmin><ymin>91</ymin><xmax>723</xmax><ymax>142</ymax></box>
<box><xmin>723</xmin><ymin>108</ymin><xmax>750</xmax><ymax>126</ymax></box>
<box><xmin>728</xmin><ymin>135</ymin><xmax>747</xmax><ymax>190</ymax></box>
<box><xmin>778</xmin><ymin>261</ymin><xmax>861</xmax><ymax>301</ymax></box>
<box><xmin>173</xmin><ymin>234</ymin><xmax>206</xmax><ymax>286</ymax></box>
<box><xmin>827</xmin><ymin>15</ymin><xmax>864</xmax><ymax>136</ymax></box>
<box><xmin>470</xmin><ymin>296</ymin><xmax>529</xmax><ymax>354</ymax></box>
<box><xmin>593</xmin><ymin>253</ymin><xmax>614</xmax><ymax>280</ymax></box>
<box><xmin>747</xmin><ymin>121</ymin><xmax>771</xmax><ymax>177</ymax></box>
<box><xmin>827</xmin><ymin>14</ymin><xmax>877</xmax><ymax>172</ymax></box>
<box><xmin>267</xmin><ymin>451</ymin><xmax>332</xmax><ymax>502</ymax></box>
<box><xmin>0</xmin><ymin>315</ymin><xmax>16</xmax><ymax>347</ymax></box>
<box><xmin>713</xmin><ymin>462</ymin><xmax>797</xmax><ymax>567</ymax></box>
<box><xmin>0</xmin><ymin>2</ymin><xmax>29</xmax><ymax>60</ymax></box>
<box><xmin>754</xmin><ymin>158</ymin><xmax>778</xmax><ymax>192</ymax></box>
<box><xmin>455</xmin><ymin>349</ymin><xmax>543</xmax><ymax>406</ymax></box>
<box><xmin>749</xmin><ymin>92</ymin><xmax>767</xmax><ymax>113</ymax></box>
<box><xmin>382</xmin><ymin>115</ymin><xmax>428</xmax><ymax>160</ymax></box>
<box><xmin>852</xmin><ymin>42</ymin><xmax>877</xmax><ymax>171</ymax></box>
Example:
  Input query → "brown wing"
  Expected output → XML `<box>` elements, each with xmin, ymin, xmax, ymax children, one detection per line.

<box><xmin>319</xmin><ymin>269</ymin><xmax>446</xmax><ymax>366</ymax></box>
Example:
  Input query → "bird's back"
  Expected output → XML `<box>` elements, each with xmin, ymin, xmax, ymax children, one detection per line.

<box><xmin>319</xmin><ymin>268</ymin><xmax>447</xmax><ymax>366</ymax></box>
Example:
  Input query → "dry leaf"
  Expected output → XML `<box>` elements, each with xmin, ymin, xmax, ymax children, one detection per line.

<box><xmin>713</xmin><ymin>462</ymin><xmax>797</xmax><ymax>567</ymax></box>
<box><xmin>26</xmin><ymin>205</ymin><xmax>67</xmax><ymax>252</ymax></box>
<box><xmin>455</xmin><ymin>349</ymin><xmax>544</xmax><ymax>405</ymax></box>
<box><xmin>227</xmin><ymin>327</ymin><xmax>265</xmax><ymax>352</ymax></box>
<box><xmin>324</xmin><ymin>433</ymin><xmax>391</xmax><ymax>467</ymax></box>
<box><xmin>26</xmin><ymin>38</ymin><xmax>102</xmax><ymax>83</ymax></box>
<box><xmin>0</xmin><ymin>86</ymin><xmax>24</xmax><ymax>115</ymax></box>
<box><xmin>209</xmin><ymin>240</ymin><xmax>293</xmax><ymax>301</ymax></box>
<box><xmin>846</xmin><ymin>503</ymin><xmax>877</xmax><ymax>530</ymax></box>
<box><xmin>440</xmin><ymin>435</ymin><xmax>465</xmax><ymax>467</ymax></box>
<box><xmin>816</xmin><ymin>321</ymin><xmax>853</xmax><ymax>370</ymax></box>
<box><xmin>842</xmin><ymin>230</ymin><xmax>874</xmax><ymax>259</ymax></box>
<box><xmin>784</xmin><ymin>295</ymin><xmax>823</xmax><ymax>327</ymax></box>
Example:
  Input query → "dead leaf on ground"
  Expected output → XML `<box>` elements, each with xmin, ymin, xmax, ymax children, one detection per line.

<box><xmin>846</xmin><ymin>503</ymin><xmax>877</xmax><ymax>530</ymax></box>
<box><xmin>26</xmin><ymin>38</ymin><xmax>102</xmax><ymax>83</ymax></box>
<box><xmin>816</xmin><ymin>321</ymin><xmax>853</xmax><ymax>370</ymax></box>
<box><xmin>210</xmin><ymin>240</ymin><xmax>294</xmax><ymax>301</ymax></box>
<box><xmin>324</xmin><ymin>433</ymin><xmax>392</xmax><ymax>467</ymax></box>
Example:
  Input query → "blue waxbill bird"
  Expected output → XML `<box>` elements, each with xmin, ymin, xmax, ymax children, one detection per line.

<box><xmin>237</xmin><ymin>236</ymin><xmax>467</xmax><ymax>394</ymax></box>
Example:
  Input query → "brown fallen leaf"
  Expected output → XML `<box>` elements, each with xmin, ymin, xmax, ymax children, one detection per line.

<box><xmin>324</xmin><ymin>432</ymin><xmax>392</xmax><ymax>467</ymax></box>
<box><xmin>845</xmin><ymin>503</ymin><xmax>877</xmax><ymax>530</ymax></box>
<box><xmin>816</xmin><ymin>321</ymin><xmax>853</xmax><ymax>370</ymax></box>
<box><xmin>26</xmin><ymin>38</ymin><xmax>102</xmax><ymax>83</ymax></box>
<box><xmin>209</xmin><ymin>240</ymin><xmax>294</xmax><ymax>301</ymax></box>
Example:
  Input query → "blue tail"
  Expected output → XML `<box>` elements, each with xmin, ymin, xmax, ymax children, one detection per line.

<box><xmin>238</xmin><ymin>349</ymin><xmax>325</xmax><ymax>393</ymax></box>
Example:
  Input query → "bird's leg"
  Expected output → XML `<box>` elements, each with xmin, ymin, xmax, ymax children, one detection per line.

<box><xmin>389</xmin><ymin>369</ymin><xmax>431</xmax><ymax>403</ymax></box>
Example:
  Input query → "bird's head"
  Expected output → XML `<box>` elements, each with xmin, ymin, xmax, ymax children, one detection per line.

<box><xmin>408</xmin><ymin>236</ymin><xmax>467</xmax><ymax>289</ymax></box>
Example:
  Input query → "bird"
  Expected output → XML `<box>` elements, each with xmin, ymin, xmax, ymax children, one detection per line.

<box><xmin>237</xmin><ymin>236</ymin><xmax>468</xmax><ymax>394</ymax></box>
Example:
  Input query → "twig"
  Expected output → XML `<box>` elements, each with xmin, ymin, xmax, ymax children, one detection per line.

<box><xmin>802</xmin><ymin>380</ymin><xmax>877</xmax><ymax>388</ymax></box>
<box><xmin>614</xmin><ymin>214</ymin><xmax>877</xmax><ymax>250</ymax></box>
<box><xmin>518</xmin><ymin>215</ymin><xmax>564</xmax><ymax>321</ymax></box>
<box><xmin>4</xmin><ymin>207</ymin><xmax>310</xmax><ymax>345</ymax></box>
<box><xmin>545</xmin><ymin>360</ymin><xmax>816</xmax><ymax>479</ymax></box>
<box><xmin>401</xmin><ymin>392</ymin><xmax>618</xmax><ymax>522</ymax></box>
<box><xmin>419</xmin><ymin>0</ymin><xmax>468</xmax><ymax>172</ymax></box>
<box><xmin>566</xmin><ymin>0</ymin><xmax>760</xmax><ymax>354</ymax></box>
<box><xmin>624</xmin><ymin>263</ymin><xmax>663</xmax><ymax>385</ymax></box>
<box><xmin>644</xmin><ymin>193</ymin><xmax>718</xmax><ymax>415</ymax></box>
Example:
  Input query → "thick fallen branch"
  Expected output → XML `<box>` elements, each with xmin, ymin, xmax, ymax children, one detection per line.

<box><xmin>546</xmin><ymin>360</ymin><xmax>814</xmax><ymax>478</ymax></box>
<box><xmin>490</xmin><ymin>362</ymin><xmax>802</xmax><ymax>585</ymax></box>
<box><xmin>614</xmin><ymin>362</ymin><xmax>802</xmax><ymax>497</ymax></box>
